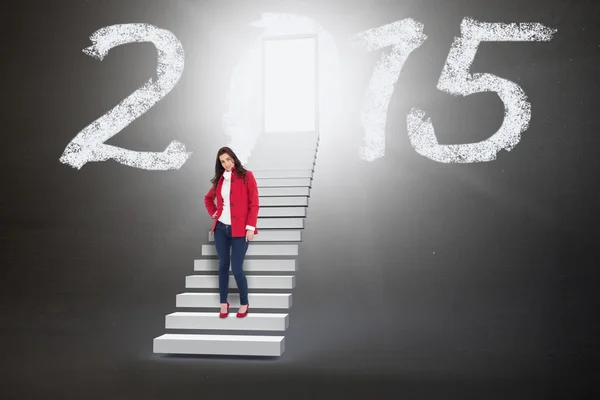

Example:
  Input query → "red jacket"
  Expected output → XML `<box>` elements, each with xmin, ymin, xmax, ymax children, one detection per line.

<box><xmin>204</xmin><ymin>168</ymin><xmax>259</xmax><ymax>237</ymax></box>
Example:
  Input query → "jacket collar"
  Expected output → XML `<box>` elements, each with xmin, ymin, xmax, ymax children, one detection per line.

<box><xmin>219</xmin><ymin>166</ymin><xmax>237</xmax><ymax>183</ymax></box>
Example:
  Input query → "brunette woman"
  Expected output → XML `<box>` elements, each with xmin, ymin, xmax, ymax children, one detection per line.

<box><xmin>204</xmin><ymin>147</ymin><xmax>259</xmax><ymax>318</ymax></box>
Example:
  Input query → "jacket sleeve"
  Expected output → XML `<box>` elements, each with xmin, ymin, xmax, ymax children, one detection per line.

<box><xmin>204</xmin><ymin>186</ymin><xmax>217</xmax><ymax>216</ymax></box>
<box><xmin>245</xmin><ymin>171</ymin><xmax>259</xmax><ymax>230</ymax></box>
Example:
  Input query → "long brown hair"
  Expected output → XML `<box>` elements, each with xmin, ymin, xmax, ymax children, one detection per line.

<box><xmin>210</xmin><ymin>147</ymin><xmax>248</xmax><ymax>195</ymax></box>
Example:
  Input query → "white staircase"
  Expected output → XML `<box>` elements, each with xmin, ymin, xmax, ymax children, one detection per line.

<box><xmin>153</xmin><ymin>132</ymin><xmax>319</xmax><ymax>357</ymax></box>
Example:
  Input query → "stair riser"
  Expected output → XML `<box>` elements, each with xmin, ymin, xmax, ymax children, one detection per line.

<box><xmin>259</xmin><ymin>197</ymin><xmax>309</xmax><ymax>206</ymax></box>
<box><xmin>250</xmin><ymin>150</ymin><xmax>316</xmax><ymax>157</ymax></box>
<box><xmin>259</xmin><ymin>208</ymin><xmax>306</xmax><ymax>217</ymax></box>
<box><xmin>252</xmin><ymin>150</ymin><xmax>317</xmax><ymax>158</ymax></box>
<box><xmin>254</xmin><ymin>170</ymin><xmax>313</xmax><ymax>179</ymax></box>
<box><xmin>257</xmin><ymin>218</ymin><xmax>304</xmax><ymax>229</ymax></box>
<box><xmin>153</xmin><ymin>335</ymin><xmax>285</xmax><ymax>356</ymax></box>
<box><xmin>186</xmin><ymin>276</ymin><xmax>296</xmax><ymax>289</ymax></box>
<box><xmin>253</xmin><ymin>142</ymin><xmax>318</xmax><ymax>149</ymax></box>
<box><xmin>202</xmin><ymin>244</ymin><xmax>298</xmax><ymax>256</ymax></box>
<box><xmin>247</xmin><ymin>163</ymin><xmax>315</xmax><ymax>171</ymax></box>
<box><xmin>257</xmin><ymin>187</ymin><xmax>310</xmax><ymax>196</ymax></box>
<box><xmin>249</xmin><ymin>158</ymin><xmax>316</xmax><ymax>166</ymax></box>
<box><xmin>209</xmin><ymin>230</ymin><xmax>301</xmax><ymax>242</ymax></box>
<box><xmin>176</xmin><ymin>293</ymin><xmax>292</xmax><ymax>309</ymax></box>
<box><xmin>257</xmin><ymin>178</ymin><xmax>312</xmax><ymax>188</ymax></box>
<box><xmin>194</xmin><ymin>259</ymin><xmax>297</xmax><ymax>272</ymax></box>
<box><xmin>165</xmin><ymin>314</ymin><xmax>289</xmax><ymax>331</ymax></box>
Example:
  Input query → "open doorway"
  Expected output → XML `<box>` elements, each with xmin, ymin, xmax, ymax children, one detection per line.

<box><xmin>262</xmin><ymin>35</ymin><xmax>318</xmax><ymax>134</ymax></box>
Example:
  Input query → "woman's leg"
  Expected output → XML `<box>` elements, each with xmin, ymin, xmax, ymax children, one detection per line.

<box><xmin>213</xmin><ymin>222</ymin><xmax>231</xmax><ymax>306</ymax></box>
<box><xmin>230</xmin><ymin>237</ymin><xmax>249</xmax><ymax>306</ymax></box>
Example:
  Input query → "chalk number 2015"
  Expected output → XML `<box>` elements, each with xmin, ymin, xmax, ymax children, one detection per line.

<box><xmin>59</xmin><ymin>17</ymin><xmax>556</xmax><ymax>170</ymax></box>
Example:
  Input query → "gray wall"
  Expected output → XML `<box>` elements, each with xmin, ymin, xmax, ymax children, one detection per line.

<box><xmin>1</xmin><ymin>0</ymin><xmax>597</xmax><ymax>395</ymax></box>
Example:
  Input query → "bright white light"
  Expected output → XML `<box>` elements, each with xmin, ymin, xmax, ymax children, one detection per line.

<box><xmin>263</xmin><ymin>37</ymin><xmax>316</xmax><ymax>133</ymax></box>
<box><xmin>223</xmin><ymin>13</ymin><xmax>340</xmax><ymax>163</ymax></box>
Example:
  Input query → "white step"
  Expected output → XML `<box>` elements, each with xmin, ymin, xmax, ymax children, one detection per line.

<box><xmin>176</xmin><ymin>293</ymin><xmax>292</xmax><ymax>309</ymax></box>
<box><xmin>251</xmin><ymin>147</ymin><xmax>317</xmax><ymax>156</ymax></box>
<box><xmin>186</xmin><ymin>275</ymin><xmax>296</xmax><ymax>289</ymax></box>
<box><xmin>254</xmin><ymin>141</ymin><xmax>318</xmax><ymax>150</ymax></box>
<box><xmin>257</xmin><ymin>218</ymin><xmax>304</xmax><ymax>229</ymax></box>
<box><xmin>258</xmin><ymin>132</ymin><xmax>318</xmax><ymax>139</ymax></box>
<box><xmin>255</xmin><ymin>136</ymin><xmax>318</xmax><ymax>144</ymax></box>
<box><xmin>256</xmin><ymin>178</ymin><xmax>311</xmax><ymax>188</ymax></box>
<box><xmin>257</xmin><ymin>132</ymin><xmax>319</xmax><ymax>140</ymax></box>
<box><xmin>248</xmin><ymin>154</ymin><xmax>316</xmax><ymax>163</ymax></box>
<box><xmin>202</xmin><ymin>243</ymin><xmax>298</xmax><ymax>256</ymax></box>
<box><xmin>248</xmin><ymin>161</ymin><xmax>315</xmax><ymax>170</ymax></box>
<box><xmin>259</xmin><ymin>207</ymin><xmax>306</xmax><ymax>217</ymax></box>
<box><xmin>153</xmin><ymin>333</ymin><xmax>285</xmax><ymax>356</ymax></box>
<box><xmin>194</xmin><ymin>258</ymin><xmax>297</xmax><ymax>272</ymax></box>
<box><xmin>259</xmin><ymin>196</ymin><xmax>308</xmax><ymax>206</ymax></box>
<box><xmin>249</xmin><ymin>156</ymin><xmax>316</xmax><ymax>165</ymax></box>
<box><xmin>209</xmin><ymin>230</ymin><xmax>301</xmax><ymax>242</ymax></box>
<box><xmin>165</xmin><ymin>312</ymin><xmax>289</xmax><ymax>331</ymax></box>
<box><xmin>246</xmin><ymin>157</ymin><xmax>317</xmax><ymax>165</ymax></box>
<box><xmin>251</xmin><ymin>147</ymin><xmax>317</xmax><ymax>155</ymax></box>
<box><xmin>257</xmin><ymin>187</ymin><xmax>310</xmax><ymax>196</ymax></box>
<box><xmin>253</xmin><ymin>170</ymin><xmax>313</xmax><ymax>179</ymax></box>
<box><xmin>250</xmin><ymin>160</ymin><xmax>315</xmax><ymax>169</ymax></box>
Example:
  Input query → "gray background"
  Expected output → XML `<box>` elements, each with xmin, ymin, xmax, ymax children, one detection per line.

<box><xmin>1</xmin><ymin>0</ymin><xmax>598</xmax><ymax>398</ymax></box>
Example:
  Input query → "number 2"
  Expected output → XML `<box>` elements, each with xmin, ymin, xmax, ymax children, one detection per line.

<box><xmin>59</xmin><ymin>23</ymin><xmax>191</xmax><ymax>170</ymax></box>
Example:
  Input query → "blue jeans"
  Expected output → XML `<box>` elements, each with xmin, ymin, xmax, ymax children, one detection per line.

<box><xmin>213</xmin><ymin>221</ymin><xmax>249</xmax><ymax>305</ymax></box>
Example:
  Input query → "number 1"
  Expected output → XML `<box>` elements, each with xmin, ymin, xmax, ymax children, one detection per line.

<box><xmin>351</xmin><ymin>18</ymin><xmax>427</xmax><ymax>162</ymax></box>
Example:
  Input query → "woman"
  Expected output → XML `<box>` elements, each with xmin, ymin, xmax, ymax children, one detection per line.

<box><xmin>204</xmin><ymin>147</ymin><xmax>259</xmax><ymax>319</ymax></box>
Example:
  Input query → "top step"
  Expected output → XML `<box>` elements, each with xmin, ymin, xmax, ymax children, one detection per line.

<box><xmin>257</xmin><ymin>132</ymin><xmax>319</xmax><ymax>139</ymax></box>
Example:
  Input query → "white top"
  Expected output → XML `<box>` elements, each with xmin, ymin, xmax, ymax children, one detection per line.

<box><xmin>218</xmin><ymin>170</ymin><xmax>255</xmax><ymax>231</ymax></box>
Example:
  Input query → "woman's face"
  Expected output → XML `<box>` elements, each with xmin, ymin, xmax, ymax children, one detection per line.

<box><xmin>219</xmin><ymin>153</ymin><xmax>234</xmax><ymax>172</ymax></box>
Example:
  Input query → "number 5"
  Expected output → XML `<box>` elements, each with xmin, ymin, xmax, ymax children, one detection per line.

<box><xmin>407</xmin><ymin>18</ymin><xmax>557</xmax><ymax>163</ymax></box>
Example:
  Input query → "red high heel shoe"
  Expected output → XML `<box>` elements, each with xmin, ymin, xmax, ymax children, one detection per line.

<box><xmin>236</xmin><ymin>304</ymin><xmax>249</xmax><ymax>318</ymax></box>
<box><xmin>219</xmin><ymin>302</ymin><xmax>230</xmax><ymax>318</ymax></box>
